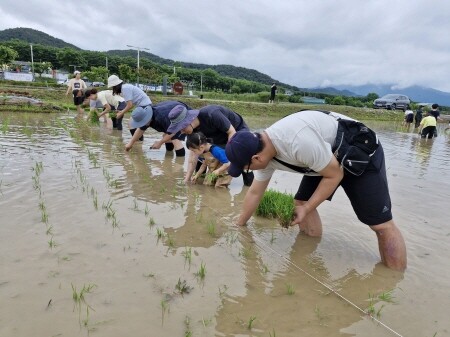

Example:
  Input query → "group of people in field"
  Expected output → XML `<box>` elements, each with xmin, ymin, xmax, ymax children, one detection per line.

<box><xmin>403</xmin><ymin>103</ymin><xmax>442</xmax><ymax>139</ymax></box>
<box><xmin>66</xmin><ymin>72</ymin><xmax>408</xmax><ymax>271</ymax></box>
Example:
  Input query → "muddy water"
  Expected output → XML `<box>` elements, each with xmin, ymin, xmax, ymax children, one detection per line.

<box><xmin>0</xmin><ymin>112</ymin><xmax>449</xmax><ymax>337</ymax></box>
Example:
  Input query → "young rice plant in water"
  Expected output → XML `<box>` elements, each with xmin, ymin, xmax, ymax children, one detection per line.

<box><xmin>256</xmin><ymin>189</ymin><xmax>295</xmax><ymax>228</ymax></box>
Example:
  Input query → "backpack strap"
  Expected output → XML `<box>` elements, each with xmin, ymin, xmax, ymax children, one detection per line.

<box><xmin>273</xmin><ymin>157</ymin><xmax>317</xmax><ymax>174</ymax></box>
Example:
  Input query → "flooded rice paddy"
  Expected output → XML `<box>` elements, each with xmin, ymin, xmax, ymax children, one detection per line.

<box><xmin>0</xmin><ymin>111</ymin><xmax>449</xmax><ymax>337</ymax></box>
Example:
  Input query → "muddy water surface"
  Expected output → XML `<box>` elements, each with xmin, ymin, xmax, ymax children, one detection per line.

<box><xmin>0</xmin><ymin>111</ymin><xmax>449</xmax><ymax>337</ymax></box>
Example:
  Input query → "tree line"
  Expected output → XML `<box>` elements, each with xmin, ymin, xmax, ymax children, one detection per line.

<box><xmin>0</xmin><ymin>39</ymin><xmax>274</xmax><ymax>95</ymax></box>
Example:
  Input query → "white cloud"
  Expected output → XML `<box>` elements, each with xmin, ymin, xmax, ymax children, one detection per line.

<box><xmin>1</xmin><ymin>0</ymin><xmax>450</xmax><ymax>91</ymax></box>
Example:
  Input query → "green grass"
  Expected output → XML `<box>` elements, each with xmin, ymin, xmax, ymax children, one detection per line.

<box><xmin>256</xmin><ymin>189</ymin><xmax>295</xmax><ymax>227</ymax></box>
<box><xmin>0</xmin><ymin>82</ymin><xmax>409</xmax><ymax>122</ymax></box>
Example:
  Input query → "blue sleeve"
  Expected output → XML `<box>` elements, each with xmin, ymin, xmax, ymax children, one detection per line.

<box><xmin>210</xmin><ymin>146</ymin><xmax>229</xmax><ymax>164</ymax></box>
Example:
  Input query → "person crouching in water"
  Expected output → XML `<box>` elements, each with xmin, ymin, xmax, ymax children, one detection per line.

<box><xmin>418</xmin><ymin>112</ymin><xmax>437</xmax><ymax>139</ymax></box>
<box><xmin>186</xmin><ymin>132</ymin><xmax>232</xmax><ymax>187</ymax></box>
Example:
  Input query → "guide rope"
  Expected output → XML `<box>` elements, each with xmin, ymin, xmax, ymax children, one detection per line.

<box><xmin>236</xmin><ymin>229</ymin><xmax>404</xmax><ymax>337</ymax></box>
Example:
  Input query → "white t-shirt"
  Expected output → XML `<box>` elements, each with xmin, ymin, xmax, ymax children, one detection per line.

<box><xmin>68</xmin><ymin>78</ymin><xmax>87</xmax><ymax>91</ymax></box>
<box><xmin>121</xmin><ymin>84</ymin><xmax>152</xmax><ymax>107</ymax></box>
<box><xmin>254</xmin><ymin>110</ymin><xmax>353</xmax><ymax>181</ymax></box>
<box><xmin>90</xmin><ymin>90</ymin><xmax>124</xmax><ymax>109</ymax></box>
<box><xmin>404</xmin><ymin>110</ymin><xmax>414</xmax><ymax>116</ymax></box>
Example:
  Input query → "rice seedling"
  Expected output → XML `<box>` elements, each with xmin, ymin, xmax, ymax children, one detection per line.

<box><xmin>22</xmin><ymin>126</ymin><xmax>33</xmax><ymax>138</ymax></box>
<box><xmin>256</xmin><ymin>189</ymin><xmax>295</xmax><ymax>228</ymax></box>
<box><xmin>182</xmin><ymin>246</ymin><xmax>192</xmax><ymax>266</ymax></box>
<box><xmin>92</xmin><ymin>194</ymin><xmax>98</xmax><ymax>210</ymax></box>
<box><xmin>143</xmin><ymin>273</ymin><xmax>155</xmax><ymax>278</ymax></box>
<box><xmin>247</xmin><ymin>316</ymin><xmax>257</xmax><ymax>330</ymax></box>
<box><xmin>218</xmin><ymin>285</ymin><xmax>228</xmax><ymax>298</ymax></box>
<box><xmin>206</xmin><ymin>221</ymin><xmax>216</xmax><ymax>237</ymax></box>
<box><xmin>1</xmin><ymin>118</ymin><xmax>9</xmax><ymax>134</ymax></box>
<box><xmin>239</xmin><ymin>247</ymin><xmax>251</xmax><ymax>258</ymax></box>
<box><xmin>48</xmin><ymin>236</ymin><xmax>57</xmax><ymax>249</ymax></box>
<box><xmin>144</xmin><ymin>203</ymin><xmax>149</xmax><ymax>216</ymax></box>
<box><xmin>33</xmin><ymin>161</ymin><xmax>44</xmax><ymax>175</ymax></box>
<box><xmin>148</xmin><ymin>217</ymin><xmax>155</xmax><ymax>227</ymax></box>
<box><xmin>41</xmin><ymin>209</ymin><xmax>49</xmax><ymax>224</ymax></box>
<box><xmin>166</xmin><ymin>235</ymin><xmax>175</xmax><ymax>249</ymax></box>
<box><xmin>195</xmin><ymin>262</ymin><xmax>206</xmax><ymax>281</ymax></box>
<box><xmin>38</xmin><ymin>200</ymin><xmax>46</xmax><ymax>211</ymax></box>
<box><xmin>269</xmin><ymin>328</ymin><xmax>277</xmax><ymax>337</ymax></box>
<box><xmin>133</xmin><ymin>198</ymin><xmax>139</xmax><ymax>211</ymax></box>
<box><xmin>184</xmin><ymin>316</ymin><xmax>192</xmax><ymax>337</ymax></box>
<box><xmin>32</xmin><ymin>175</ymin><xmax>40</xmax><ymax>190</ymax></box>
<box><xmin>111</xmin><ymin>216</ymin><xmax>119</xmax><ymax>228</ymax></box>
<box><xmin>203</xmin><ymin>172</ymin><xmax>218</xmax><ymax>185</ymax></box>
<box><xmin>376</xmin><ymin>304</ymin><xmax>385</xmax><ymax>319</ymax></box>
<box><xmin>261</xmin><ymin>264</ymin><xmax>269</xmax><ymax>274</ymax></box>
<box><xmin>201</xmin><ymin>317</ymin><xmax>213</xmax><ymax>327</ymax></box>
<box><xmin>314</xmin><ymin>306</ymin><xmax>329</xmax><ymax>326</ymax></box>
<box><xmin>161</xmin><ymin>299</ymin><xmax>169</xmax><ymax>326</ymax></box>
<box><xmin>270</xmin><ymin>231</ymin><xmax>276</xmax><ymax>244</ymax></box>
<box><xmin>46</xmin><ymin>225</ymin><xmax>53</xmax><ymax>236</ymax></box>
<box><xmin>175</xmin><ymin>278</ymin><xmax>193</xmax><ymax>296</ymax></box>
<box><xmin>286</xmin><ymin>283</ymin><xmax>295</xmax><ymax>295</ymax></box>
<box><xmin>366</xmin><ymin>293</ymin><xmax>376</xmax><ymax>316</ymax></box>
<box><xmin>82</xmin><ymin>306</ymin><xmax>90</xmax><ymax>327</ymax></box>
<box><xmin>71</xmin><ymin>283</ymin><xmax>96</xmax><ymax>317</ymax></box>
<box><xmin>378</xmin><ymin>289</ymin><xmax>395</xmax><ymax>303</ymax></box>
<box><xmin>156</xmin><ymin>228</ymin><xmax>165</xmax><ymax>241</ymax></box>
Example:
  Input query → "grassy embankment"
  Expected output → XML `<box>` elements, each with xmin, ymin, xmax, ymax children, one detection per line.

<box><xmin>0</xmin><ymin>82</ymin><xmax>405</xmax><ymax>121</ymax></box>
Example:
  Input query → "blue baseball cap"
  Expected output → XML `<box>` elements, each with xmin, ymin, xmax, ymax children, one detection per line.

<box><xmin>226</xmin><ymin>131</ymin><xmax>260</xmax><ymax>177</ymax></box>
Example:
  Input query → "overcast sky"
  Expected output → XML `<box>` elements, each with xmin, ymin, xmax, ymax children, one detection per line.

<box><xmin>1</xmin><ymin>0</ymin><xmax>450</xmax><ymax>91</ymax></box>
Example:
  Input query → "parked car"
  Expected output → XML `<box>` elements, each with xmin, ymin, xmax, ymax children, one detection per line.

<box><xmin>373</xmin><ymin>94</ymin><xmax>410</xmax><ymax>110</ymax></box>
<box><xmin>92</xmin><ymin>82</ymin><xmax>105</xmax><ymax>87</ymax></box>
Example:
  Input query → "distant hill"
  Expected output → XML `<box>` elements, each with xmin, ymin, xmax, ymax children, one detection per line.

<box><xmin>308</xmin><ymin>87</ymin><xmax>359</xmax><ymax>97</ymax></box>
<box><xmin>106</xmin><ymin>49</ymin><xmax>277</xmax><ymax>85</ymax></box>
<box><xmin>335</xmin><ymin>84</ymin><xmax>450</xmax><ymax>106</ymax></box>
<box><xmin>0</xmin><ymin>27</ymin><xmax>80</xmax><ymax>49</ymax></box>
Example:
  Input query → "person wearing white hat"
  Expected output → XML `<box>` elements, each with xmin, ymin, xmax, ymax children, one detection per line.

<box><xmin>65</xmin><ymin>70</ymin><xmax>87</xmax><ymax>115</ymax></box>
<box><xmin>107</xmin><ymin>74</ymin><xmax>153</xmax><ymax>148</ymax></box>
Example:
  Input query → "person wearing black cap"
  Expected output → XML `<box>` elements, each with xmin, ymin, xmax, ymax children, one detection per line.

<box><xmin>167</xmin><ymin>104</ymin><xmax>253</xmax><ymax>185</ymax></box>
<box><xmin>225</xmin><ymin>110</ymin><xmax>407</xmax><ymax>271</ymax></box>
<box><xmin>429</xmin><ymin>103</ymin><xmax>442</xmax><ymax>137</ymax></box>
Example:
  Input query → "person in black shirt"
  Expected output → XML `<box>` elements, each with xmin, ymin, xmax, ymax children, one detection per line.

<box><xmin>125</xmin><ymin>100</ymin><xmax>191</xmax><ymax>157</ymax></box>
<box><xmin>269</xmin><ymin>83</ymin><xmax>277</xmax><ymax>103</ymax></box>
<box><xmin>168</xmin><ymin>104</ymin><xmax>253</xmax><ymax>185</ymax></box>
<box><xmin>429</xmin><ymin>103</ymin><xmax>441</xmax><ymax>137</ymax></box>
<box><xmin>414</xmin><ymin>106</ymin><xmax>423</xmax><ymax>129</ymax></box>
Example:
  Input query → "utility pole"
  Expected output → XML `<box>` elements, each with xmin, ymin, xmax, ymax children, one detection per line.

<box><xmin>30</xmin><ymin>44</ymin><xmax>35</xmax><ymax>81</ymax></box>
<box><xmin>126</xmin><ymin>45</ymin><xmax>150</xmax><ymax>86</ymax></box>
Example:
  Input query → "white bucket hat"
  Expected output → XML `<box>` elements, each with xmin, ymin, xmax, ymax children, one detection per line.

<box><xmin>107</xmin><ymin>75</ymin><xmax>123</xmax><ymax>88</ymax></box>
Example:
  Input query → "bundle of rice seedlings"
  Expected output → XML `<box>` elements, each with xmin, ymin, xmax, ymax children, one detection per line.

<box><xmin>256</xmin><ymin>189</ymin><xmax>294</xmax><ymax>228</ymax></box>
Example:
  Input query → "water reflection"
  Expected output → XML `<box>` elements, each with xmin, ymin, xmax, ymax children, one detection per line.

<box><xmin>1</xmin><ymin>112</ymin><xmax>449</xmax><ymax>337</ymax></box>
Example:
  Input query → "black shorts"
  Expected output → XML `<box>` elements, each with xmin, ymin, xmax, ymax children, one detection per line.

<box><xmin>72</xmin><ymin>89</ymin><xmax>84</xmax><ymax>106</ymax></box>
<box><xmin>405</xmin><ymin>114</ymin><xmax>413</xmax><ymax>123</ymax></box>
<box><xmin>295</xmin><ymin>144</ymin><xmax>392</xmax><ymax>226</ymax></box>
<box><xmin>421</xmin><ymin>126</ymin><xmax>436</xmax><ymax>139</ymax></box>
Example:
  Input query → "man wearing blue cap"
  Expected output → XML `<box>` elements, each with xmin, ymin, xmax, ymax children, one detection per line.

<box><xmin>225</xmin><ymin>110</ymin><xmax>407</xmax><ymax>271</ymax></box>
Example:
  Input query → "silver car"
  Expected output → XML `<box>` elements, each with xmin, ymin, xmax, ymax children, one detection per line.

<box><xmin>373</xmin><ymin>94</ymin><xmax>410</xmax><ymax>110</ymax></box>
